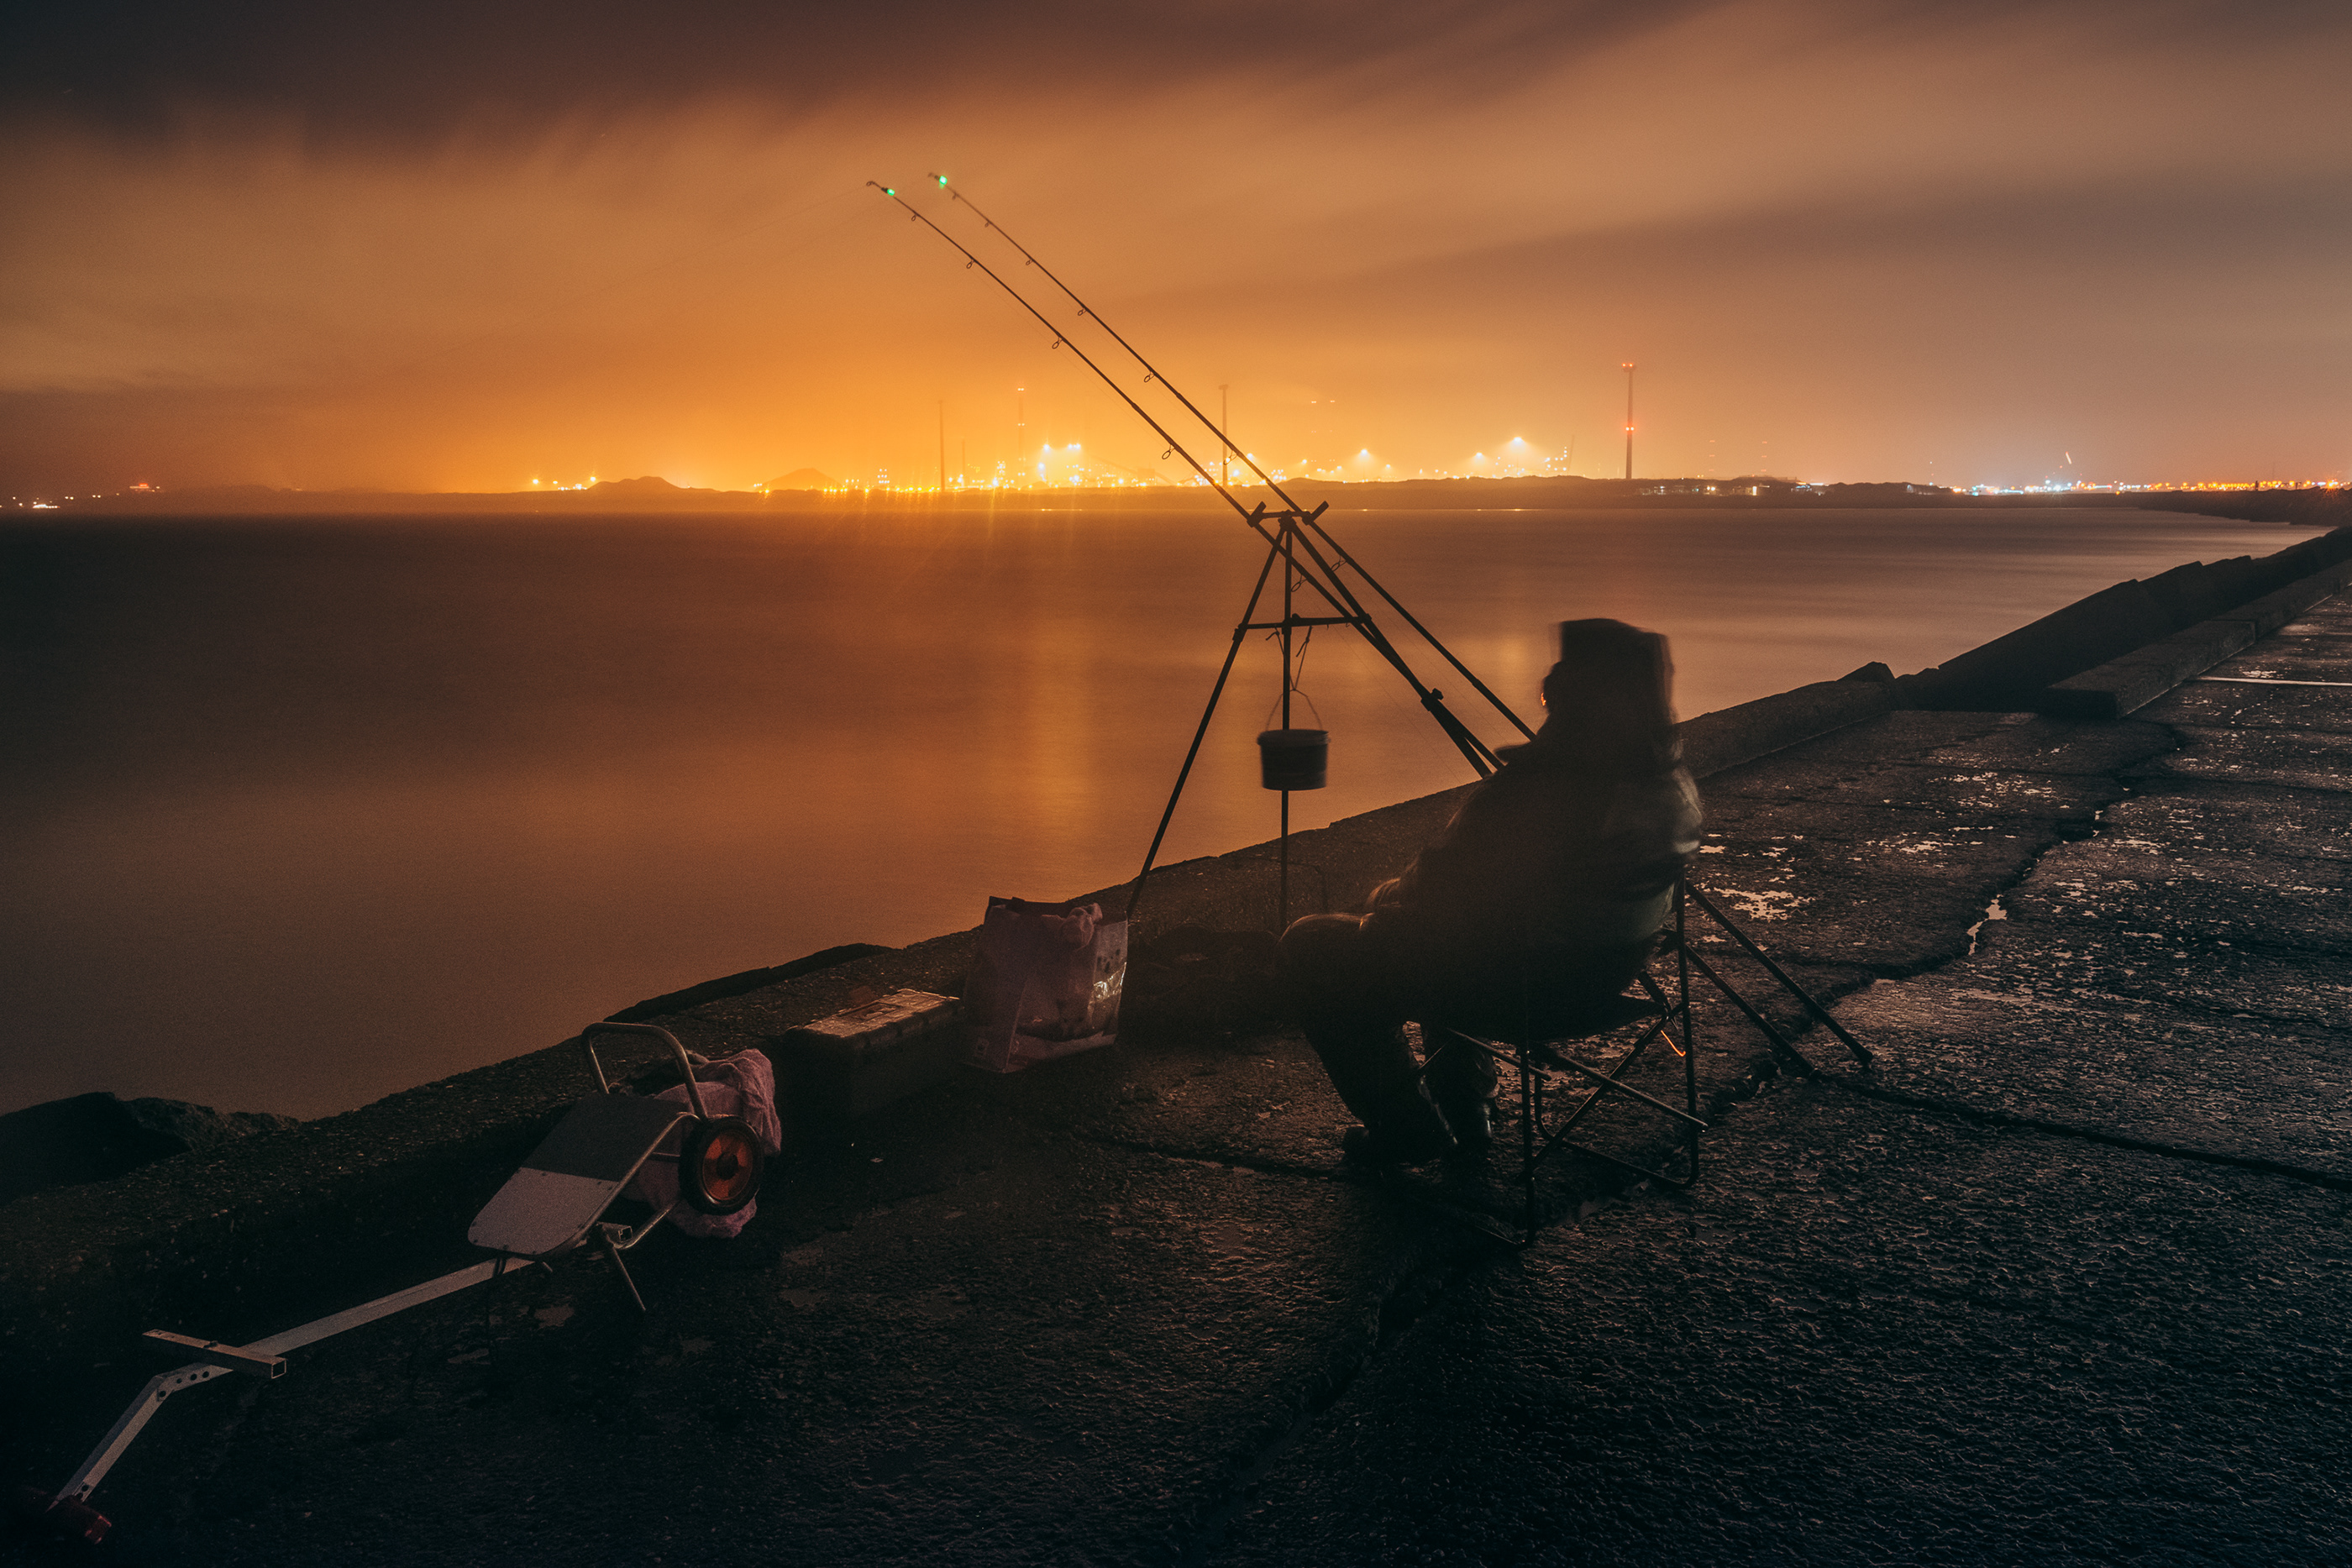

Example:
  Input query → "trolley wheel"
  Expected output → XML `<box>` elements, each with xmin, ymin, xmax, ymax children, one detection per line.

<box><xmin>679</xmin><ymin>1116</ymin><xmax>764</xmax><ymax>1214</ymax></box>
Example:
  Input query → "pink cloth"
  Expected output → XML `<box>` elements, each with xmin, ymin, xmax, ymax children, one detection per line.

<box><xmin>625</xmin><ymin>1050</ymin><xmax>783</xmax><ymax>1239</ymax></box>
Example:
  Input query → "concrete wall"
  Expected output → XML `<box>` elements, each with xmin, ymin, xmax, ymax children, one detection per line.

<box><xmin>1898</xmin><ymin>526</ymin><xmax>2352</xmax><ymax>712</ymax></box>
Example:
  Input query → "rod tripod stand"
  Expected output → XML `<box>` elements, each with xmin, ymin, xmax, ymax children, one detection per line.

<box><xmin>1122</xmin><ymin>497</ymin><xmax>1528</xmax><ymax>928</ymax></box>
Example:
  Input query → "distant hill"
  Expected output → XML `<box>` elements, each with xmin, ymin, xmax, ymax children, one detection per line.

<box><xmin>588</xmin><ymin>475</ymin><xmax>693</xmax><ymax>496</ymax></box>
<box><xmin>763</xmin><ymin>469</ymin><xmax>838</xmax><ymax>490</ymax></box>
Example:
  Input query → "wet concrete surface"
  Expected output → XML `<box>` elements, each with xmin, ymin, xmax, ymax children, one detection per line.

<box><xmin>8</xmin><ymin>595</ymin><xmax>2349</xmax><ymax>1565</ymax></box>
<box><xmin>1201</xmin><ymin>1077</ymin><xmax>2352</xmax><ymax>1568</ymax></box>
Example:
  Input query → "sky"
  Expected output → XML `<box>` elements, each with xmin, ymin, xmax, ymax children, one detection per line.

<box><xmin>3</xmin><ymin>0</ymin><xmax>2348</xmax><ymax>495</ymax></box>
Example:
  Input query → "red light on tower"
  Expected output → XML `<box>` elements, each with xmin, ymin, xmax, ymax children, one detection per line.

<box><xmin>1620</xmin><ymin>363</ymin><xmax>1636</xmax><ymax>480</ymax></box>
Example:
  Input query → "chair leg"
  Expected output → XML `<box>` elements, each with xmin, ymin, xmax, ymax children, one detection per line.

<box><xmin>1677</xmin><ymin>884</ymin><xmax>1700</xmax><ymax>1181</ymax></box>
<box><xmin>1519</xmin><ymin>1035</ymin><xmax>1537</xmax><ymax>1235</ymax></box>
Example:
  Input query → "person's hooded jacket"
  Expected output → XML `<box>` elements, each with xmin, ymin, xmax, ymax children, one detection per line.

<box><xmin>1363</xmin><ymin>619</ymin><xmax>1702</xmax><ymax>980</ymax></box>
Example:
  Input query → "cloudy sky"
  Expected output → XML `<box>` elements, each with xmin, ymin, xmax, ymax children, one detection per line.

<box><xmin>3</xmin><ymin>0</ymin><xmax>2346</xmax><ymax>493</ymax></box>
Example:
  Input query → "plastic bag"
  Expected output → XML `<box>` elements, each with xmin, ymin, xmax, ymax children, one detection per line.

<box><xmin>626</xmin><ymin>1049</ymin><xmax>784</xmax><ymax>1239</ymax></box>
<box><xmin>966</xmin><ymin>897</ymin><xmax>1129</xmax><ymax>1072</ymax></box>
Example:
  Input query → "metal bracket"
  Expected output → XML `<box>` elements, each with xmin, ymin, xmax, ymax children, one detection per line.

<box><xmin>140</xmin><ymin>1331</ymin><xmax>285</xmax><ymax>1380</ymax></box>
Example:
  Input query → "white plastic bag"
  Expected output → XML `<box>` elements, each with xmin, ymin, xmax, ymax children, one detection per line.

<box><xmin>626</xmin><ymin>1049</ymin><xmax>783</xmax><ymax>1238</ymax></box>
<box><xmin>966</xmin><ymin>897</ymin><xmax>1129</xmax><ymax>1073</ymax></box>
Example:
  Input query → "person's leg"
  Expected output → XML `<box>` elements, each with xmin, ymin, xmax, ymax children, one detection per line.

<box><xmin>1278</xmin><ymin>914</ymin><xmax>1454</xmax><ymax>1162</ymax></box>
<box><xmin>1410</xmin><ymin>938</ymin><xmax>1660</xmax><ymax>1149</ymax></box>
<box><xmin>1420</xmin><ymin>1025</ymin><xmax>1501</xmax><ymax>1148</ymax></box>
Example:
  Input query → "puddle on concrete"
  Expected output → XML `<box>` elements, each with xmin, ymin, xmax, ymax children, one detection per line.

<box><xmin>1964</xmin><ymin>896</ymin><xmax>2010</xmax><ymax>954</ymax></box>
<box><xmin>1718</xmin><ymin>888</ymin><xmax>1804</xmax><ymax>921</ymax></box>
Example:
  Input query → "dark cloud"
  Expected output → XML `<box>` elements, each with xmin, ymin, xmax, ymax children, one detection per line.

<box><xmin>7</xmin><ymin>2</ymin><xmax>1705</xmax><ymax>138</ymax></box>
<box><xmin>23</xmin><ymin>1</ymin><xmax>2335</xmax><ymax>137</ymax></box>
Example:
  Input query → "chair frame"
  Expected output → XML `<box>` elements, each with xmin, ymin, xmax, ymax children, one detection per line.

<box><xmin>1421</xmin><ymin>875</ymin><xmax>1872</xmax><ymax>1244</ymax></box>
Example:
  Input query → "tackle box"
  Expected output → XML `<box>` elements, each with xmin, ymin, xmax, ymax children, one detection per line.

<box><xmin>774</xmin><ymin>988</ymin><xmax>966</xmax><ymax>1122</ymax></box>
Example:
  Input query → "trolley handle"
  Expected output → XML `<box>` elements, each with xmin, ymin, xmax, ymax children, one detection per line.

<box><xmin>579</xmin><ymin>1022</ymin><xmax>710</xmax><ymax>1120</ymax></box>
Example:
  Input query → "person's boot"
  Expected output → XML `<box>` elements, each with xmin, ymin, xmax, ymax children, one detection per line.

<box><xmin>1423</xmin><ymin>1025</ymin><xmax>1500</xmax><ymax>1151</ymax></box>
<box><xmin>1307</xmin><ymin>1024</ymin><xmax>1457</xmax><ymax>1165</ymax></box>
<box><xmin>1337</xmin><ymin>1088</ymin><xmax>1457</xmax><ymax>1165</ymax></box>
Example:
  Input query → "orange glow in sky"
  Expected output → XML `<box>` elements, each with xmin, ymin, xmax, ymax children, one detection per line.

<box><xmin>3</xmin><ymin>0</ymin><xmax>2349</xmax><ymax>495</ymax></box>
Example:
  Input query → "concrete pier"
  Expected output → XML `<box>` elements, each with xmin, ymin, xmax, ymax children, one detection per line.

<box><xmin>4</xmin><ymin>545</ymin><xmax>2348</xmax><ymax>1565</ymax></box>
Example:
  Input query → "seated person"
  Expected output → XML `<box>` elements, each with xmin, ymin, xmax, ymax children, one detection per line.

<box><xmin>1278</xmin><ymin>618</ymin><xmax>1702</xmax><ymax>1162</ymax></box>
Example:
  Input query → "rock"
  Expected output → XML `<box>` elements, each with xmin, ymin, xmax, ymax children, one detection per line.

<box><xmin>0</xmin><ymin>1093</ymin><xmax>298</xmax><ymax>1204</ymax></box>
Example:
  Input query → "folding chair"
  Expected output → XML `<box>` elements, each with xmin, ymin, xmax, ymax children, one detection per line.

<box><xmin>1415</xmin><ymin>876</ymin><xmax>1872</xmax><ymax>1244</ymax></box>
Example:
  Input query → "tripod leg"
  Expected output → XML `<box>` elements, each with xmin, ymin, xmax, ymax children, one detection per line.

<box><xmin>1678</xmin><ymin>885</ymin><xmax>1700</xmax><ymax>1179</ymax></box>
<box><xmin>1298</xmin><ymin>508</ymin><xmax>1535</xmax><ymax>743</ymax></box>
<box><xmin>1281</xmin><ymin>523</ymin><xmax>1499</xmax><ymax>776</ymax></box>
<box><xmin>1126</xmin><ymin>539</ymin><xmax>1284</xmax><ymax>921</ymax></box>
<box><xmin>1279</xmin><ymin>790</ymin><xmax>1290</xmax><ymax>931</ymax></box>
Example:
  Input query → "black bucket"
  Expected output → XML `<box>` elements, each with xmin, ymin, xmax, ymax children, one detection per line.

<box><xmin>1257</xmin><ymin>729</ymin><xmax>1328</xmax><ymax>791</ymax></box>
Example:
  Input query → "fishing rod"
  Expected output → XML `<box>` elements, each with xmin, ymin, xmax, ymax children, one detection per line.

<box><xmin>923</xmin><ymin>173</ymin><xmax>1534</xmax><ymax>746</ymax></box>
<box><xmin>865</xmin><ymin>183</ymin><xmax>1242</xmax><ymax>524</ymax></box>
<box><xmin>868</xmin><ymin>179</ymin><xmax>1499</xmax><ymax>774</ymax></box>
<box><xmin>864</xmin><ymin>183</ymin><xmax>1399</xmax><ymax>680</ymax></box>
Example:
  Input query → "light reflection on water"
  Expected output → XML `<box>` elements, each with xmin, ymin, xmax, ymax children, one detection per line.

<box><xmin>0</xmin><ymin>505</ymin><xmax>2289</xmax><ymax>1118</ymax></box>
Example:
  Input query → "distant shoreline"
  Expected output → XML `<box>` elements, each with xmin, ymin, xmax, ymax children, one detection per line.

<box><xmin>21</xmin><ymin>474</ymin><xmax>2351</xmax><ymax>528</ymax></box>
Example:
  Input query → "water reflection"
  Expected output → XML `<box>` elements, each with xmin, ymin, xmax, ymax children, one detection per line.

<box><xmin>0</xmin><ymin>506</ymin><xmax>2288</xmax><ymax>1116</ymax></box>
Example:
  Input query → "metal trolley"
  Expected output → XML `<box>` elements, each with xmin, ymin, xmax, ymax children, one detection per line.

<box><xmin>13</xmin><ymin>1022</ymin><xmax>767</xmax><ymax>1547</ymax></box>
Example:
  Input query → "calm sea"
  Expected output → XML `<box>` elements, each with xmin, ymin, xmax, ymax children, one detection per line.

<box><xmin>1</xmin><ymin>504</ymin><xmax>2292</xmax><ymax>1119</ymax></box>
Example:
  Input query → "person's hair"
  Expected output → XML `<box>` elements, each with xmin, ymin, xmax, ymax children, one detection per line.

<box><xmin>1534</xmin><ymin>618</ymin><xmax>1681</xmax><ymax>774</ymax></box>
